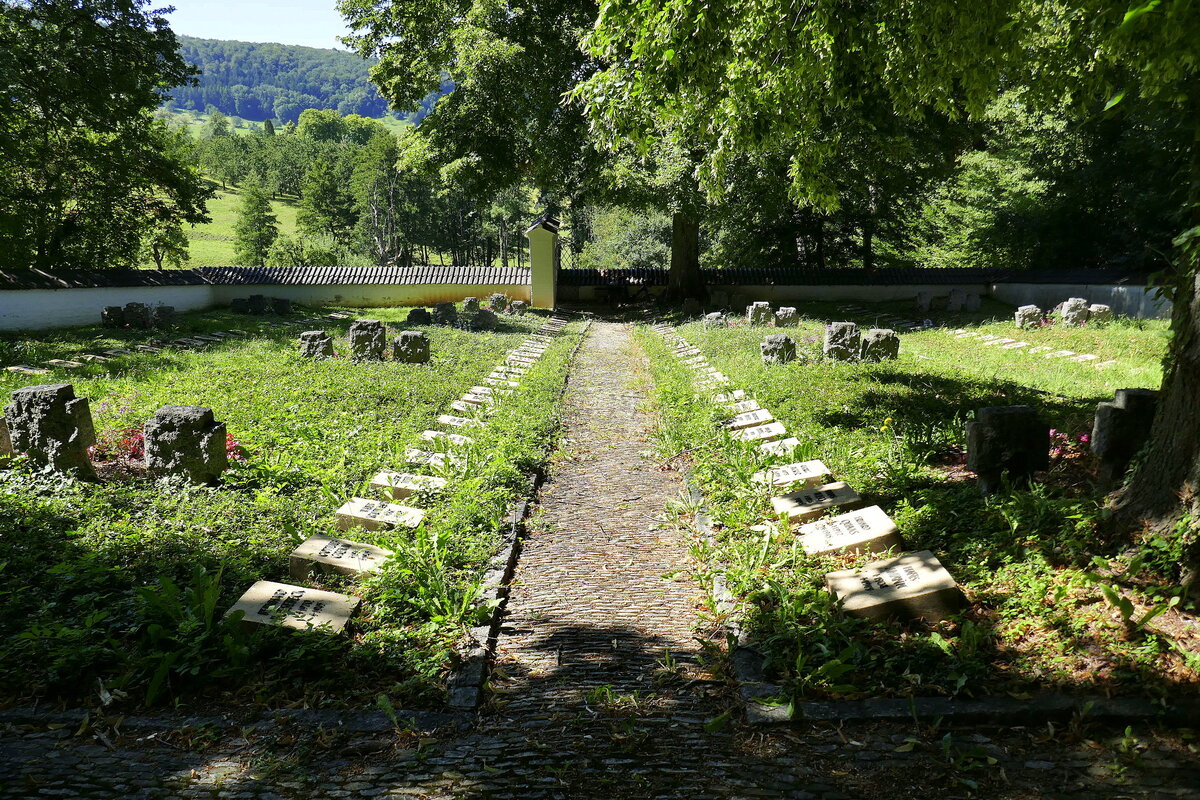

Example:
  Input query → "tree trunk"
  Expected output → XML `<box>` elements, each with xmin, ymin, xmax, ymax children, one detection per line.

<box><xmin>1114</xmin><ymin>271</ymin><xmax>1200</xmax><ymax>581</ymax></box>
<box><xmin>668</xmin><ymin>211</ymin><xmax>702</xmax><ymax>299</ymax></box>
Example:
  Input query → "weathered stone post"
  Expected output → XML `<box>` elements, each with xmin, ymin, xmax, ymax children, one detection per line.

<box><xmin>348</xmin><ymin>319</ymin><xmax>386</xmax><ymax>361</ymax></box>
<box><xmin>4</xmin><ymin>383</ymin><xmax>97</xmax><ymax>477</ymax></box>
<box><xmin>468</xmin><ymin>308</ymin><xmax>498</xmax><ymax>331</ymax></box>
<box><xmin>681</xmin><ymin>297</ymin><xmax>703</xmax><ymax>316</ymax></box>
<box><xmin>153</xmin><ymin>306</ymin><xmax>175</xmax><ymax>328</ymax></box>
<box><xmin>248</xmin><ymin>295</ymin><xmax>269</xmax><ymax>314</ymax></box>
<box><xmin>966</xmin><ymin>406</ymin><xmax>1050</xmax><ymax>494</ymax></box>
<box><xmin>860</xmin><ymin>329</ymin><xmax>900</xmax><ymax>362</ymax></box>
<box><xmin>823</xmin><ymin>322</ymin><xmax>860</xmax><ymax>361</ymax></box>
<box><xmin>462</xmin><ymin>297</ymin><xmax>480</xmax><ymax>313</ymax></box>
<box><xmin>946</xmin><ymin>289</ymin><xmax>967</xmax><ymax>312</ymax></box>
<box><xmin>406</xmin><ymin>307</ymin><xmax>432</xmax><ymax>324</ymax></box>
<box><xmin>433</xmin><ymin>302</ymin><xmax>458</xmax><ymax>326</ymax></box>
<box><xmin>0</xmin><ymin>417</ymin><xmax>11</xmax><ymax>466</ymax></box>
<box><xmin>761</xmin><ymin>334</ymin><xmax>797</xmax><ymax>365</ymax></box>
<box><xmin>1060</xmin><ymin>297</ymin><xmax>1090</xmax><ymax>326</ymax></box>
<box><xmin>488</xmin><ymin>293</ymin><xmax>510</xmax><ymax>312</ymax></box>
<box><xmin>775</xmin><ymin>307</ymin><xmax>799</xmax><ymax>327</ymax></box>
<box><xmin>271</xmin><ymin>297</ymin><xmax>291</xmax><ymax>315</ymax></box>
<box><xmin>123</xmin><ymin>302</ymin><xmax>152</xmax><ymax>328</ymax></box>
<box><xmin>915</xmin><ymin>291</ymin><xmax>932</xmax><ymax>312</ymax></box>
<box><xmin>526</xmin><ymin>215</ymin><xmax>560</xmax><ymax>309</ymax></box>
<box><xmin>1092</xmin><ymin>388</ymin><xmax>1158</xmax><ymax>486</ymax></box>
<box><xmin>508</xmin><ymin>300</ymin><xmax>528</xmax><ymax>316</ymax></box>
<box><xmin>746</xmin><ymin>301</ymin><xmax>774</xmax><ymax>325</ymax></box>
<box><xmin>1015</xmin><ymin>305</ymin><xmax>1042</xmax><ymax>329</ymax></box>
<box><xmin>299</xmin><ymin>330</ymin><xmax>335</xmax><ymax>359</ymax></box>
<box><xmin>101</xmin><ymin>306</ymin><xmax>124</xmax><ymax>327</ymax></box>
<box><xmin>394</xmin><ymin>331</ymin><xmax>431</xmax><ymax>363</ymax></box>
<box><xmin>144</xmin><ymin>405</ymin><xmax>228</xmax><ymax>484</ymax></box>
<box><xmin>703</xmin><ymin>312</ymin><xmax>726</xmax><ymax>329</ymax></box>
<box><xmin>230</xmin><ymin>298</ymin><xmax>251</xmax><ymax>314</ymax></box>
<box><xmin>965</xmin><ymin>293</ymin><xmax>982</xmax><ymax>312</ymax></box>
<box><xmin>1088</xmin><ymin>304</ymin><xmax>1113</xmax><ymax>325</ymax></box>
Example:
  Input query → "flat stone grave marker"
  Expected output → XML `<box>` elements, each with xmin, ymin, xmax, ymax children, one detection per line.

<box><xmin>79</xmin><ymin>354</ymin><xmax>111</xmax><ymax>363</ymax></box>
<box><xmin>226</xmin><ymin>580</ymin><xmax>359</xmax><ymax>635</ymax></box>
<box><xmin>405</xmin><ymin>448</ymin><xmax>461</xmax><ymax>468</ymax></box>
<box><xmin>825</xmin><ymin>550</ymin><xmax>963</xmax><ymax>622</ymax></box>
<box><xmin>370</xmin><ymin>470</ymin><xmax>449</xmax><ymax>499</ymax></box>
<box><xmin>5</xmin><ymin>365</ymin><xmax>49</xmax><ymax>375</ymax></box>
<box><xmin>103</xmin><ymin>349</ymin><xmax>133</xmax><ymax>356</ymax></box>
<box><xmin>981</xmin><ymin>338</ymin><xmax>1015</xmax><ymax>346</ymax></box>
<box><xmin>420</xmin><ymin>429</ymin><xmax>474</xmax><ymax>447</ymax></box>
<box><xmin>460</xmin><ymin>392</ymin><xmax>494</xmax><ymax>406</ymax></box>
<box><xmin>194</xmin><ymin>335</ymin><xmax>223</xmax><ymax>343</ymax></box>
<box><xmin>714</xmin><ymin>390</ymin><xmax>747</xmax><ymax>403</ymax></box>
<box><xmin>484</xmin><ymin>378</ymin><xmax>520</xmax><ymax>387</ymax></box>
<box><xmin>507</xmin><ymin>356</ymin><xmax>538</xmax><ymax>366</ymax></box>
<box><xmin>799</xmin><ymin>505</ymin><xmax>901</xmax><ymax>557</ymax></box>
<box><xmin>732</xmin><ymin>421</ymin><xmax>787</xmax><ymax>443</ymax></box>
<box><xmin>289</xmin><ymin>534</ymin><xmax>394</xmax><ymax>579</ymax></box>
<box><xmin>1045</xmin><ymin>350</ymin><xmax>1075</xmax><ymax>358</ymax></box>
<box><xmin>752</xmin><ymin>459</ymin><xmax>831</xmax><ymax>489</ymax></box>
<box><xmin>682</xmin><ymin>355</ymin><xmax>707</xmax><ymax>365</ymax></box>
<box><xmin>1002</xmin><ymin>341</ymin><xmax>1029</xmax><ymax>349</ymax></box>
<box><xmin>698</xmin><ymin>375</ymin><xmax>730</xmax><ymax>386</ymax></box>
<box><xmin>771</xmin><ymin>480</ymin><xmax>862</xmax><ymax>520</ymax></box>
<box><xmin>1027</xmin><ymin>346</ymin><xmax>1052</xmax><ymax>355</ymax></box>
<box><xmin>334</xmin><ymin>497</ymin><xmax>424</xmax><ymax>531</ymax></box>
<box><xmin>1095</xmin><ymin>360</ymin><xmax>1118</xmax><ymax>368</ymax></box>
<box><xmin>730</xmin><ymin>399</ymin><xmax>762</xmax><ymax>413</ymax></box>
<box><xmin>1072</xmin><ymin>353</ymin><xmax>1099</xmax><ymax>362</ymax></box>
<box><xmin>759</xmin><ymin>437</ymin><xmax>800</xmax><ymax>457</ymax></box>
<box><xmin>134</xmin><ymin>345</ymin><xmax>163</xmax><ymax>353</ymax></box>
<box><xmin>954</xmin><ymin>332</ymin><xmax>976</xmax><ymax>338</ymax></box>
<box><xmin>727</xmin><ymin>409</ymin><xmax>775</xmax><ymax>430</ymax></box>
<box><xmin>438</xmin><ymin>413</ymin><xmax>480</xmax><ymax>428</ymax></box>
<box><xmin>975</xmin><ymin>335</ymin><xmax>999</xmax><ymax>342</ymax></box>
<box><xmin>449</xmin><ymin>400</ymin><xmax>480</xmax><ymax>414</ymax></box>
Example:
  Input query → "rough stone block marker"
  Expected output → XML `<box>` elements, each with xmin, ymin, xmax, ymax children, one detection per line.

<box><xmin>488</xmin><ymin>293</ymin><xmax>510</xmax><ymax>312</ymax></box>
<box><xmin>247</xmin><ymin>295</ymin><xmax>269</xmax><ymax>314</ymax></box>
<box><xmin>775</xmin><ymin>307</ymin><xmax>799</xmax><ymax>327</ymax></box>
<box><xmin>681</xmin><ymin>297</ymin><xmax>703</xmax><ymax>316</ymax></box>
<box><xmin>270</xmin><ymin>297</ymin><xmax>291</xmax><ymax>315</ymax></box>
<box><xmin>752</xmin><ymin>459</ymin><xmax>832</xmax><ymax>489</ymax></box>
<box><xmin>393</xmin><ymin>331</ymin><xmax>430</xmax><ymax>363</ymax></box>
<box><xmin>966</xmin><ymin>405</ymin><xmax>1049</xmax><ymax>494</ymax></box>
<box><xmin>965</xmin><ymin>293</ymin><xmax>981</xmax><ymax>311</ymax></box>
<box><xmin>509</xmin><ymin>300</ymin><xmax>528</xmax><ymax>315</ymax></box>
<box><xmin>1089</xmin><ymin>303</ymin><xmax>1113</xmax><ymax>324</ymax></box>
<box><xmin>334</xmin><ymin>497</ymin><xmax>424</xmax><ymax>531</ymax></box>
<box><xmin>289</xmin><ymin>534</ymin><xmax>393</xmax><ymax>580</ymax></box>
<box><xmin>859</xmin><ymin>329</ymin><xmax>899</xmax><ymax>362</ymax></box>
<box><xmin>370</xmin><ymin>470</ymin><xmax>448</xmax><ymax>500</ymax></box>
<box><xmin>462</xmin><ymin>296</ymin><xmax>480</xmax><ymax>313</ymax></box>
<box><xmin>299</xmin><ymin>330</ymin><xmax>334</xmax><ymax>359</ymax></box>
<box><xmin>123</xmin><ymin>302</ymin><xmax>152</xmax><ymax>328</ymax></box>
<box><xmin>469</xmin><ymin>308</ymin><xmax>498</xmax><ymax>331</ymax></box>
<box><xmin>823</xmin><ymin>322</ymin><xmax>860</xmax><ymax>361</ymax></box>
<box><xmin>732</xmin><ymin>421</ymin><xmax>787</xmax><ymax>443</ymax></box>
<box><xmin>825</xmin><ymin>550</ymin><xmax>963</xmax><ymax>622</ymax></box>
<box><xmin>1092</xmin><ymin>388</ymin><xmax>1158</xmax><ymax>485</ymax></box>
<box><xmin>0</xmin><ymin>417</ymin><xmax>12</xmax><ymax>464</ymax></box>
<box><xmin>770</xmin><ymin>480</ymin><xmax>862</xmax><ymax>520</ymax></box>
<box><xmin>4</xmin><ymin>383</ymin><xmax>96</xmax><ymax>477</ymax></box>
<box><xmin>153</xmin><ymin>305</ymin><xmax>175</xmax><ymax>327</ymax></box>
<box><xmin>406</xmin><ymin>307</ymin><xmax>432</xmax><ymax>324</ymax></box>
<box><xmin>726</xmin><ymin>409</ymin><xmax>775</xmax><ymax>430</ymax></box>
<box><xmin>434</xmin><ymin>302</ymin><xmax>458</xmax><ymax>325</ymax></box>
<box><xmin>101</xmin><ymin>306</ymin><xmax>124</xmax><ymax>327</ymax></box>
<box><xmin>703</xmin><ymin>312</ymin><xmax>726</xmax><ymax>329</ymax></box>
<box><xmin>799</xmin><ymin>505</ymin><xmax>901</xmax><ymax>556</ymax></box>
<box><xmin>225</xmin><ymin>580</ymin><xmax>359</xmax><ymax>635</ymax></box>
<box><xmin>746</xmin><ymin>301</ymin><xmax>774</xmax><ymax>325</ymax></box>
<box><xmin>1060</xmin><ymin>297</ymin><xmax>1090</xmax><ymax>326</ymax></box>
<box><xmin>761</xmin><ymin>334</ymin><xmax>797</xmax><ymax>365</ymax></box>
<box><xmin>1013</xmin><ymin>305</ymin><xmax>1041</xmax><ymax>329</ymax></box>
<box><xmin>915</xmin><ymin>291</ymin><xmax>932</xmax><ymax>312</ymax></box>
<box><xmin>144</xmin><ymin>405</ymin><xmax>228</xmax><ymax>484</ymax></box>
<box><xmin>946</xmin><ymin>288</ymin><xmax>966</xmax><ymax>312</ymax></box>
<box><xmin>348</xmin><ymin>319</ymin><xmax>386</xmax><ymax>361</ymax></box>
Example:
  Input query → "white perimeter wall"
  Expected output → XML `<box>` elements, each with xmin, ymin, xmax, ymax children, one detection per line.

<box><xmin>210</xmin><ymin>283</ymin><xmax>532</xmax><ymax>308</ymax></box>
<box><xmin>0</xmin><ymin>285</ymin><xmax>215</xmax><ymax>331</ymax></box>
<box><xmin>989</xmin><ymin>283</ymin><xmax>1170</xmax><ymax>319</ymax></box>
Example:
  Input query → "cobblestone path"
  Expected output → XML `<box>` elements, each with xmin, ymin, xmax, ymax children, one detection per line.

<box><xmin>3</xmin><ymin>320</ymin><xmax>1199</xmax><ymax>799</ymax></box>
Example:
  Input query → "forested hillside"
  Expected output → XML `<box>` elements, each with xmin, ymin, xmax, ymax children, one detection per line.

<box><xmin>167</xmin><ymin>36</ymin><xmax>446</xmax><ymax>124</ymax></box>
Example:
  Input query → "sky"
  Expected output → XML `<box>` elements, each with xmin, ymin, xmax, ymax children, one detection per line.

<box><xmin>164</xmin><ymin>0</ymin><xmax>354</xmax><ymax>50</ymax></box>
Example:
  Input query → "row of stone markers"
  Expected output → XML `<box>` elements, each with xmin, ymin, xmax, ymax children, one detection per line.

<box><xmin>1016</xmin><ymin>298</ymin><xmax>1112</xmax><ymax>328</ymax></box>
<box><xmin>223</xmin><ymin>314</ymin><xmax>571</xmax><ymax>638</ymax></box>
<box><xmin>914</xmin><ymin>289</ymin><xmax>982</xmax><ymax>313</ymax></box>
<box><xmin>652</xmin><ymin>322</ymin><xmax>965</xmax><ymax>624</ymax></box>
<box><xmin>948</xmin><ymin>328</ymin><xmax>1118</xmax><ymax>369</ymax></box>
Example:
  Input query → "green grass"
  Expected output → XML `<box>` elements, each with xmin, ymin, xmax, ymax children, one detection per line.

<box><xmin>0</xmin><ymin>305</ymin><xmax>580</xmax><ymax>709</ymax></box>
<box><xmin>639</xmin><ymin>302</ymin><xmax>1198</xmax><ymax>702</ymax></box>
<box><xmin>182</xmin><ymin>185</ymin><xmax>300</xmax><ymax>267</ymax></box>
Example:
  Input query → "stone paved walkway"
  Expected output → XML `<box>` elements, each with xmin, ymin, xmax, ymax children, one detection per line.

<box><xmin>2</xmin><ymin>320</ymin><xmax>1198</xmax><ymax>799</ymax></box>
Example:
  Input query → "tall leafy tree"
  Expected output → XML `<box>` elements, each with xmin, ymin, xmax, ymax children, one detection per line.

<box><xmin>233</xmin><ymin>179</ymin><xmax>278</xmax><ymax>266</ymax></box>
<box><xmin>297</xmin><ymin>157</ymin><xmax>357</xmax><ymax>240</ymax></box>
<box><xmin>580</xmin><ymin>0</ymin><xmax>1200</xmax><ymax>576</ymax></box>
<box><xmin>0</xmin><ymin>0</ymin><xmax>212</xmax><ymax>270</ymax></box>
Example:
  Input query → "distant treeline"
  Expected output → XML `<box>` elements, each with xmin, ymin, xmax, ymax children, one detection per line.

<box><xmin>166</xmin><ymin>36</ymin><xmax>447</xmax><ymax>124</ymax></box>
